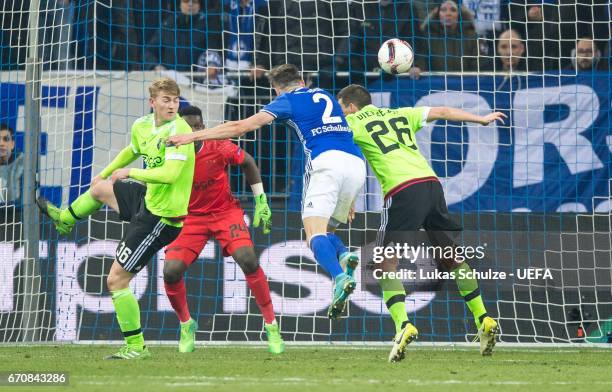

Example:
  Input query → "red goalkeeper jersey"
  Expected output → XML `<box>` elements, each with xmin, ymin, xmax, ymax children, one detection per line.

<box><xmin>188</xmin><ymin>140</ymin><xmax>244</xmax><ymax>215</ymax></box>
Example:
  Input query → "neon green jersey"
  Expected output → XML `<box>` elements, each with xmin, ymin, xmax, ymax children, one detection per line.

<box><xmin>129</xmin><ymin>113</ymin><xmax>195</xmax><ymax>218</ymax></box>
<box><xmin>346</xmin><ymin>104</ymin><xmax>436</xmax><ymax>196</ymax></box>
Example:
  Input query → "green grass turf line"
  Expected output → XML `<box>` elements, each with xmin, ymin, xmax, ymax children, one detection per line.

<box><xmin>0</xmin><ymin>346</ymin><xmax>610</xmax><ymax>392</ymax></box>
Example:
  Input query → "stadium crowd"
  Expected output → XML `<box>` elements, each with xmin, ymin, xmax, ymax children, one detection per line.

<box><xmin>0</xmin><ymin>0</ymin><xmax>609</xmax><ymax>200</ymax></box>
<box><xmin>1</xmin><ymin>0</ymin><xmax>610</xmax><ymax>76</ymax></box>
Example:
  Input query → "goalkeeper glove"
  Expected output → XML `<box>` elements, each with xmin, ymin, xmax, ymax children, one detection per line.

<box><xmin>253</xmin><ymin>193</ymin><xmax>272</xmax><ymax>234</ymax></box>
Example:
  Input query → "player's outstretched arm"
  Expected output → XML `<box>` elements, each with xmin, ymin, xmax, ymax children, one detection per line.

<box><xmin>99</xmin><ymin>146</ymin><xmax>139</xmax><ymax>179</ymax></box>
<box><xmin>167</xmin><ymin>112</ymin><xmax>275</xmax><ymax>146</ymax></box>
<box><xmin>127</xmin><ymin>160</ymin><xmax>185</xmax><ymax>185</ymax></box>
<box><xmin>110</xmin><ymin>159</ymin><xmax>186</xmax><ymax>185</ymax></box>
<box><xmin>427</xmin><ymin>107</ymin><xmax>507</xmax><ymax>125</ymax></box>
<box><xmin>240</xmin><ymin>152</ymin><xmax>271</xmax><ymax>234</ymax></box>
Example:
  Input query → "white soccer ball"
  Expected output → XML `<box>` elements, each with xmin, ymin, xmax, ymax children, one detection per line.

<box><xmin>378</xmin><ymin>38</ymin><xmax>414</xmax><ymax>74</ymax></box>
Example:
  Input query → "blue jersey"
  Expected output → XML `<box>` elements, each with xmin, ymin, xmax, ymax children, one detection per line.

<box><xmin>261</xmin><ymin>87</ymin><xmax>363</xmax><ymax>162</ymax></box>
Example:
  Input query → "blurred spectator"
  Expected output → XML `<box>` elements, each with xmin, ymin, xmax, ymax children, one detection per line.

<box><xmin>73</xmin><ymin>0</ymin><xmax>176</xmax><ymax>70</ymax></box>
<box><xmin>413</xmin><ymin>1</ymin><xmax>479</xmax><ymax>76</ymax></box>
<box><xmin>341</xmin><ymin>1</ymin><xmax>414</xmax><ymax>84</ymax></box>
<box><xmin>463</xmin><ymin>0</ymin><xmax>504</xmax><ymax>38</ymax></box>
<box><xmin>504</xmin><ymin>0</ymin><xmax>559</xmax><ymax>71</ymax></box>
<box><xmin>223</xmin><ymin>0</ymin><xmax>268</xmax><ymax>73</ymax></box>
<box><xmin>603</xmin><ymin>41</ymin><xmax>612</xmax><ymax>72</ymax></box>
<box><xmin>412</xmin><ymin>0</ymin><xmax>441</xmax><ymax>27</ymax></box>
<box><xmin>0</xmin><ymin>1</ymin><xmax>29</xmax><ymax>70</ymax></box>
<box><xmin>0</xmin><ymin>124</ymin><xmax>23</xmax><ymax>205</ymax></box>
<box><xmin>195</xmin><ymin>49</ymin><xmax>232</xmax><ymax>88</ymax></box>
<box><xmin>558</xmin><ymin>0</ymin><xmax>610</xmax><ymax>68</ymax></box>
<box><xmin>462</xmin><ymin>0</ymin><xmax>505</xmax><ymax>56</ymax></box>
<box><xmin>221</xmin><ymin>1</ymin><xmax>274</xmax><ymax>122</ymax></box>
<box><xmin>272</xmin><ymin>0</ymin><xmax>349</xmax><ymax>89</ymax></box>
<box><xmin>146</xmin><ymin>0</ymin><xmax>221</xmax><ymax>72</ymax></box>
<box><xmin>564</xmin><ymin>38</ymin><xmax>608</xmax><ymax>72</ymax></box>
<box><xmin>221</xmin><ymin>0</ymin><xmax>273</xmax><ymax>95</ymax></box>
<box><xmin>103</xmin><ymin>0</ymin><xmax>147</xmax><ymax>71</ymax></box>
<box><xmin>488</xmin><ymin>28</ymin><xmax>526</xmax><ymax>72</ymax></box>
<box><xmin>414</xmin><ymin>0</ymin><xmax>505</xmax><ymax>48</ymax></box>
<box><xmin>71</xmin><ymin>0</ymin><xmax>94</xmax><ymax>69</ymax></box>
<box><xmin>39</xmin><ymin>0</ymin><xmax>74</xmax><ymax>70</ymax></box>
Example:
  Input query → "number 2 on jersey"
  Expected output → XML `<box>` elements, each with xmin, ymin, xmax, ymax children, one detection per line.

<box><xmin>313</xmin><ymin>93</ymin><xmax>342</xmax><ymax>124</ymax></box>
<box><xmin>365</xmin><ymin>117</ymin><xmax>417</xmax><ymax>154</ymax></box>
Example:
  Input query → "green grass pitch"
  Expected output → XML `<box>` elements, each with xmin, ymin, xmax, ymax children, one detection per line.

<box><xmin>1</xmin><ymin>345</ymin><xmax>611</xmax><ymax>392</ymax></box>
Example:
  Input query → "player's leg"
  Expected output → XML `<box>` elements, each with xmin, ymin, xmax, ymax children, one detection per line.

<box><xmin>380</xmin><ymin>255</ymin><xmax>419</xmax><ymax>363</ymax></box>
<box><xmin>232</xmin><ymin>246</ymin><xmax>284</xmax><ymax>354</ymax></box>
<box><xmin>215</xmin><ymin>209</ymin><xmax>284</xmax><ymax>353</ymax></box>
<box><xmin>104</xmin><ymin>185</ymin><xmax>181</xmax><ymax>359</ymax></box>
<box><xmin>304</xmin><ymin>215</ymin><xmax>356</xmax><ymax>320</ymax></box>
<box><xmin>380</xmin><ymin>264</ymin><xmax>411</xmax><ymax>339</ymax></box>
<box><xmin>232</xmin><ymin>246</ymin><xmax>275</xmax><ymax>323</ymax></box>
<box><xmin>106</xmin><ymin>223</ymin><xmax>181</xmax><ymax>359</ymax></box>
<box><xmin>303</xmin><ymin>216</ymin><xmax>343</xmax><ymax>277</ymax></box>
<box><xmin>318</xmin><ymin>151</ymin><xmax>366</xmax><ymax>319</ymax></box>
<box><xmin>301</xmin><ymin>160</ymin><xmax>345</xmax><ymax>279</ymax></box>
<box><xmin>375</xmin><ymin>191</ymin><xmax>425</xmax><ymax>362</ymax></box>
<box><xmin>302</xmin><ymin>151</ymin><xmax>357</xmax><ymax>280</ymax></box>
<box><xmin>37</xmin><ymin>177</ymin><xmax>121</xmax><ymax>235</ymax></box>
<box><xmin>326</xmin><ymin>228</ymin><xmax>348</xmax><ymax>257</ymax></box>
<box><xmin>377</xmin><ymin>199</ymin><xmax>411</xmax><ymax>337</ymax></box>
<box><xmin>323</xmin><ymin>153</ymin><xmax>363</xmax><ymax>272</ymax></box>
<box><xmin>162</xmin><ymin>258</ymin><xmax>191</xmax><ymax>322</ymax></box>
<box><xmin>424</xmin><ymin>181</ymin><xmax>498</xmax><ymax>355</ymax></box>
<box><xmin>327</xmin><ymin>226</ymin><xmax>358</xmax><ymax>277</ymax></box>
<box><xmin>105</xmin><ymin>260</ymin><xmax>150</xmax><ymax>359</ymax></box>
<box><xmin>163</xmin><ymin>256</ymin><xmax>198</xmax><ymax>354</ymax></box>
<box><xmin>163</xmin><ymin>217</ymin><xmax>208</xmax><ymax>353</ymax></box>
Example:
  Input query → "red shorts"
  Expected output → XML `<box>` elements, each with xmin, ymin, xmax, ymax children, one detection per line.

<box><xmin>165</xmin><ymin>208</ymin><xmax>253</xmax><ymax>266</ymax></box>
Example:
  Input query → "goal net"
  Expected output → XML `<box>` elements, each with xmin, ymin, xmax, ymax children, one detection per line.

<box><xmin>1</xmin><ymin>0</ymin><xmax>610</xmax><ymax>344</ymax></box>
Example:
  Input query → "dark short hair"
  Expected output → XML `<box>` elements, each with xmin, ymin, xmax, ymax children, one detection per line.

<box><xmin>179</xmin><ymin>105</ymin><xmax>203</xmax><ymax>119</ymax></box>
<box><xmin>337</xmin><ymin>84</ymin><xmax>372</xmax><ymax>110</ymax></box>
<box><xmin>0</xmin><ymin>123</ymin><xmax>14</xmax><ymax>140</ymax></box>
<box><xmin>267</xmin><ymin>64</ymin><xmax>302</xmax><ymax>89</ymax></box>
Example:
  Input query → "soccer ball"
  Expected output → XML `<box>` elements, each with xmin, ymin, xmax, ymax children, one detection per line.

<box><xmin>378</xmin><ymin>39</ymin><xmax>414</xmax><ymax>74</ymax></box>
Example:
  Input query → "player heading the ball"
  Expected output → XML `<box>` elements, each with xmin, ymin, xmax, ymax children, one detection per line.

<box><xmin>167</xmin><ymin>64</ymin><xmax>366</xmax><ymax>320</ymax></box>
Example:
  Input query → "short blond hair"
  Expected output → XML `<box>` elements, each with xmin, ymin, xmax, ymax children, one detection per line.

<box><xmin>149</xmin><ymin>77</ymin><xmax>180</xmax><ymax>98</ymax></box>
